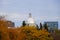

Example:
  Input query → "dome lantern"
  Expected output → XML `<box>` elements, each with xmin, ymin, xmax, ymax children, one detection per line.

<box><xmin>26</xmin><ymin>13</ymin><xmax>35</xmax><ymax>26</ymax></box>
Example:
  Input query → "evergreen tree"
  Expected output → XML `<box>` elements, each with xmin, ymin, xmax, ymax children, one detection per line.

<box><xmin>44</xmin><ymin>23</ymin><xmax>48</xmax><ymax>31</ymax></box>
<box><xmin>40</xmin><ymin>23</ymin><xmax>43</xmax><ymax>30</ymax></box>
<box><xmin>22</xmin><ymin>20</ymin><xmax>26</xmax><ymax>26</ymax></box>
<box><xmin>36</xmin><ymin>24</ymin><xmax>39</xmax><ymax>30</ymax></box>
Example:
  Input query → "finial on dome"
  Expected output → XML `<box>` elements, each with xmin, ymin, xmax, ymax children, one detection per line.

<box><xmin>29</xmin><ymin>13</ymin><xmax>32</xmax><ymax>18</ymax></box>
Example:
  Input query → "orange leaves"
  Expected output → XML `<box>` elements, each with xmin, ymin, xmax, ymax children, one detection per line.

<box><xmin>0</xmin><ymin>20</ymin><xmax>8</xmax><ymax>32</ymax></box>
<box><xmin>8</xmin><ymin>28</ymin><xmax>19</xmax><ymax>40</ymax></box>
<box><xmin>0</xmin><ymin>20</ymin><xmax>8</xmax><ymax>27</ymax></box>
<box><xmin>0</xmin><ymin>20</ymin><xmax>54</xmax><ymax>40</ymax></box>
<box><xmin>0</xmin><ymin>30</ymin><xmax>10</xmax><ymax>40</ymax></box>
<box><xmin>18</xmin><ymin>26</ymin><xmax>54</xmax><ymax>40</ymax></box>
<box><xmin>0</xmin><ymin>20</ymin><xmax>10</xmax><ymax>40</ymax></box>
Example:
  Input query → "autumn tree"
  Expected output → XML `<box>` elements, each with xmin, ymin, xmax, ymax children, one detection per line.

<box><xmin>0</xmin><ymin>19</ymin><xmax>54</xmax><ymax>40</ymax></box>
<box><xmin>8</xmin><ymin>28</ymin><xmax>19</xmax><ymax>40</ymax></box>
<box><xmin>0</xmin><ymin>20</ymin><xmax>10</xmax><ymax>40</ymax></box>
<box><xmin>0</xmin><ymin>32</ymin><xmax>2</xmax><ymax>40</ymax></box>
<box><xmin>17</xmin><ymin>26</ymin><xmax>54</xmax><ymax>40</ymax></box>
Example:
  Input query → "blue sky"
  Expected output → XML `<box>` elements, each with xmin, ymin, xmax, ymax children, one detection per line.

<box><xmin>0</xmin><ymin>0</ymin><xmax>60</xmax><ymax>29</ymax></box>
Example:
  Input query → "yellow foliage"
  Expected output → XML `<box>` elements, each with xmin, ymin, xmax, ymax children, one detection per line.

<box><xmin>0</xmin><ymin>20</ymin><xmax>54</xmax><ymax>40</ymax></box>
<box><xmin>17</xmin><ymin>26</ymin><xmax>54</xmax><ymax>40</ymax></box>
<box><xmin>8</xmin><ymin>28</ymin><xmax>19</xmax><ymax>40</ymax></box>
<box><xmin>0</xmin><ymin>20</ymin><xmax>10</xmax><ymax>40</ymax></box>
<box><xmin>0</xmin><ymin>20</ymin><xmax>8</xmax><ymax>31</ymax></box>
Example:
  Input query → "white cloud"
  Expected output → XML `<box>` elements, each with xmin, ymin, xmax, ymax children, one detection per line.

<box><xmin>0</xmin><ymin>12</ymin><xmax>59</xmax><ymax>22</ymax></box>
<box><xmin>0</xmin><ymin>12</ymin><xmax>28</xmax><ymax>21</ymax></box>
<box><xmin>34</xmin><ymin>15</ymin><xmax>59</xmax><ymax>21</ymax></box>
